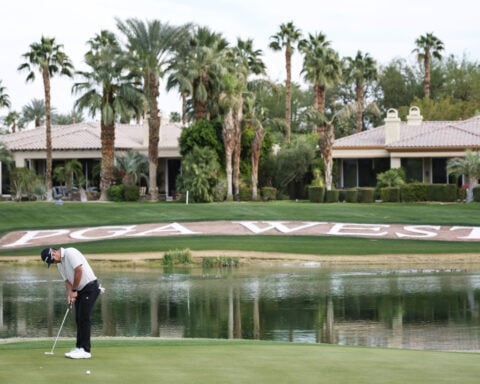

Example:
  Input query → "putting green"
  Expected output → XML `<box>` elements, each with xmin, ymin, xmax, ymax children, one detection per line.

<box><xmin>1</xmin><ymin>338</ymin><xmax>479</xmax><ymax>384</ymax></box>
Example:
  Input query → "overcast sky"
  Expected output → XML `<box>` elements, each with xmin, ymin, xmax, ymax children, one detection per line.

<box><xmin>1</xmin><ymin>0</ymin><xmax>479</xmax><ymax>119</ymax></box>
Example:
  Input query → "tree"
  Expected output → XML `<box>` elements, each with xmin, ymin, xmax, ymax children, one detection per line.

<box><xmin>73</xmin><ymin>30</ymin><xmax>142</xmax><ymax>201</ymax></box>
<box><xmin>447</xmin><ymin>150</ymin><xmax>480</xmax><ymax>202</ymax></box>
<box><xmin>344</xmin><ymin>51</ymin><xmax>378</xmax><ymax>133</ymax></box>
<box><xmin>115</xmin><ymin>150</ymin><xmax>148</xmax><ymax>186</ymax></box>
<box><xmin>413</xmin><ymin>32</ymin><xmax>444</xmax><ymax>98</ymax></box>
<box><xmin>269</xmin><ymin>21</ymin><xmax>302</xmax><ymax>144</ymax></box>
<box><xmin>20</xmin><ymin>99</ymin><xmax>47</xmax><ymax>127</ymax></box>
<box><xmin>52</xmin><ymin>109</ymin><xmax>84</xmax><ymax>125</ymax></box>
<box><xmin>299</xmin><ymin>32</ymin><xmax>342</xmax><ymax>133</ymax></box>
<box><xmin>18</xmin><ymin>36</ymin><xmax>74</xmax><ymax>201</ymax></box>
<box><xmin>2</xmin><ymin>111</ymin><xmax>23</xmax><ymax>133</ymax></box>
<box><xmin>0</xmin><ymin>80</ymin><xmax>11</xmax><ymax>110</ymax></box>
<box><xmin>116</xmin><ymin>18</ymin><xmax>191</xmax><ymax>201</ymax></box>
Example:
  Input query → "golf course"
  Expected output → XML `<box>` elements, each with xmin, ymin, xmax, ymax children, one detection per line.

<box><xmin>1</xmin><ymin>201</ymin><xmax>480</xmax><ymax>383</ymax></box>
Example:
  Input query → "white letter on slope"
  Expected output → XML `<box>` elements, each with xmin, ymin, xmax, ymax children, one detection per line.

<box><xmin>70</xmin><ymin>226</ymin><xmax>137</xmax><ymax>240</ymax></box>
<box><xmin>396</xmin><ymin>226</ymin><xmax>440</xmax><ymax>238</ymax></box>
<box><xmin>129</xmin><ymin>222</ymin><xmax>199</xmax><ymax>237</ymax></box>
<box><xmin>2</xmin><ymin>229</ymin><xmax>70</xmax><ymax>248</ymax></box>
<box><xmin>233</xmin><ymin>221</ymin><xmax>324</xmax><ymax>234</ymax></box>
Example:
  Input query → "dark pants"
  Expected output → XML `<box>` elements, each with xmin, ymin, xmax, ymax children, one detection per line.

<box><xmin>74</xmin><ymin>280</ymin><xmax>100</xmax><ymax>352</ymax></box>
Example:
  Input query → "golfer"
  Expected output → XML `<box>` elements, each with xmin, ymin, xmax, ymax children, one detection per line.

<box><xmin>41</xmin><ymin>246</ymin><xmax>101</xmax><ymax>359</ymax></box>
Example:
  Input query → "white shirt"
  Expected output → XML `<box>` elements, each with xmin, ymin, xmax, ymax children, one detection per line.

<box><xmin>57</xmin><ymin>247</ymin><xmax>96</xmax><ymax>290</ymax></box>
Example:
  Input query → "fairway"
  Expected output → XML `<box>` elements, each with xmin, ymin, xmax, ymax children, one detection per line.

<box><xmin>1</xmin><ymin>338</ymin><xmax>479</xmax><ymax>384</ymax></box>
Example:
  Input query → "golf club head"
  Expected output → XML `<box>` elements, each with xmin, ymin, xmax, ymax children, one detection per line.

<box><xmin>44</xmin><ymin>351</ymin><xmax>54</xmax><ymax>355</ymax></box>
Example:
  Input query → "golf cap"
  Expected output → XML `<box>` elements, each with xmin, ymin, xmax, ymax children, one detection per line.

<box><xmin>41</xmin><ymin>248</ymin><xmax>54</xmax><ymax>268</ymax></box>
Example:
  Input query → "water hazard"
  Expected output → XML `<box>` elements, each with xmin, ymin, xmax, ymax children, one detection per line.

<box><xmin>1</xmin><ymin>262</ymin><xmax>480</xmax><ymax>351</ymax></box>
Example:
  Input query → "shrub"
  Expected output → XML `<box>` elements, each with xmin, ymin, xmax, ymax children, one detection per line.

<box><xmin>380</xmin><ymin>187</ymin><xmax>400</xmax><ymax>202</ymax></box>
<box><xmin>124</xmin><ymin>185</ymin><xmax>140</xmax><ymax>201</ymax></box>
<box><xmin>473</xmin><ymin>186</ymin><xmax>480</xmax><ymax>202</ymax></box>
<box><xmin>108</xmin><ymin>185</ymin><xmax>125</xmax><ymax>202</ymax></box>
<box><xmin>201</xmin><ymin>256</ymin><xmax>239</xmax><ymax>269</ymax></box>
<box><xmin>162</xmin><ymin>249</ymin><xmax>193</xmax><ymax>266</ymax></box>
<box><xmin>308</xmin><ymin>186</ymin><xmax>325</xmax><ymax>203</ymax></box>
<box><xmin>426</xmin><ymin>184</ymin><xmax>456</xmax><ymax>202</ymax></box>
<box><xmin>357</xmin><ymin>187</ymin><xmax>375</xmax><ymax>203</ymax></box>
<box><xmin>401</xmin><ymin>183</ymin><xmax>428</xmax><ymax>202</ymax></box>
<box><xmin>261</xmin><ymin>187</ymin><xmax>277</xmax><ymax>201</ymax></box>
<box><xmin>338</xmin><ymin>189</ymin><xmax>346</xmax><ymax>202</ymax></box>
<box><xmin>345</xmin><ymin>188</ymin><xmax>358</xmax><ymax>203</ymax></box>
<box><xmin>325</xmin><ymin>189</ymin><xmax>339</xmax><ymax>203</ymax></box>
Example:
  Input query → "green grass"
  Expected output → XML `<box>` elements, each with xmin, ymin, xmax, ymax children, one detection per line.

<box><xmin>1</xmin><ymin>338</ymin><xmax>478</xmax><ymax>384</ymax></box>
<box><xmin>1</xmin><ymin>201</ymin><xmax>480</xmax><ymax>234</ymax></box>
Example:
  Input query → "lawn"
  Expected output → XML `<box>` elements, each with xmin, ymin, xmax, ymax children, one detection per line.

<box><xmin>1</xmin><ymin>338</ymin><xmax>479</xmax><ymax>384</ymax></box>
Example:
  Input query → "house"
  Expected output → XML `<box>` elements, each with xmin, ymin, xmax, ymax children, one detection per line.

<box><xmin>332</xmin><ymin>106</ymin><xmax>480</xmax><ymax>188</ymax></box>
<box><xmin>0</xmin><ymin>120</ymin><xmax>183</xmax><ymax>198</ymax></box>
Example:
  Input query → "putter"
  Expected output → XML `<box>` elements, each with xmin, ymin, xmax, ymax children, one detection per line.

<box><xmin>44</xmin><ymin>304</ymin><xmax>72</xmax><ymax>355</ymax></box>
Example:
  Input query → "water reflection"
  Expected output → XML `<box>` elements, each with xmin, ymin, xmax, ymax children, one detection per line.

<box><xmin>1</xmin><ymin>264</ymin><xmax>480</xmax><ymax>351</ymax></box>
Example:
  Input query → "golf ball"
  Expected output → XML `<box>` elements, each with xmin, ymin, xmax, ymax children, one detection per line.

<box><xmin>86</xmin><ymin>370</ymin><xmax>91</xmax><ymax>375</ymax></box>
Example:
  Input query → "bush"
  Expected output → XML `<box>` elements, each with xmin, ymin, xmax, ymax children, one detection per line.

<box><xmin>308</xmin><ymin>186</ymin><xmax>325</xmax><ymax>203</ymax></box>
<box><xmin>401</xmin><ymin>183</ymin><xmax>428</xmax><ymax>202</ymax></box>
<box><xmin>357</xmin><ymin>187</ymin><xmax>375</xmax><ymax>203</ymax></box>
<box><xmin>201</xmin><ymin>256</ymin><xmax>239</xmax><ymax>269</ymax></box>
<box><xmin>426</xmin><ymin>184</ymin><xmax>456</xmax><ymax>202</ymax></box>
<box><xmin>108</xmin><ymin>185</ymin><xmax>125</xmax><ymax>202</ymax></box>
<box><xmin>261</xmin><ymin>187</ymin><xmax>277</xmax><ymax>201</ymax></box>
<box><xmin>325</xmin><ymin>189</ymin><xmax>339</xmax><ymax>203</ymax></box>
<box><xmin>380</xmin><ymin>187</ymin><xmax>400</xmax><ymax>202</ymax></box>
<box><xmin>473</xmin><ymin>186</ymin><xmax>480</xmax><ymax>202</ymax></box>
<box><xmin>345</xmin><ymin>188</ymin><xmax>358</xmax><ymax>203</ymax></box>
<box><xmin>162</xmin><ymin>249</ymin><xmax>193</xmax><ymax>266</ymax></box>
<box><xmin>338</xmin><ymin>189</ymin><xmax>346</xmax><ymax>202</ymax></box>
<box><xmin>124</xmin><ymin>185</ymin><xmax>140</xmax><ymax>201</ymax></box>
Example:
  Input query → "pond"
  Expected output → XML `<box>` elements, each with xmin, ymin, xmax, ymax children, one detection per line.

<box><xmin>1</xmin><ymin>262</ymin><xmax>480</xmax><ymax>351</ymax></box>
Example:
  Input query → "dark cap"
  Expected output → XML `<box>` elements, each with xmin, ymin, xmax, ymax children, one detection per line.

<box><xmin>40</xmin><ymin>248</ymin><xmax>54</xmax><ymax>268</ymax></box>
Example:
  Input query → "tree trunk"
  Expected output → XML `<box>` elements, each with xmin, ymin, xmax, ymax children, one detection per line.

<box><xmin>42</xmin><ymin>69</ymin><xmax>53</xmax><ymax>201</ymax></box>
<box><xmin>320</xmin><ymin>122</ymin><xmax>335</xmax><ymax>191</ymax></box>
<box><xmin>147</xmin><ymin>75</ymin><xmax>160</xmax><ymax>202</ymax></box>
<box><xmin>99</xmin><ymin>120</ymin><xmax>115</xmax><ymax>201</ymax></box>
<box><xmin>285</xmin><ymin>48</ymin><xmax>292</xmax><ymax>144</ymax></box>
<box><xmin>251</xmin><ymin>121</ymin><xmax>264</xmax><ymax>201</ymax></box>
<box><xmin>181</xmin><ymin>92</ymin><xmax>187</xmax><ymax>126</ymax></box>
<box><xmin>355</xmin><ymin>82</ymin><xmax>364</xmax><ymax>133</ymax></box>
<box><xmin>232</xmin><ymin>97</ymin><xmax>243</xmax><ymax>201</ymax></box>
<box><xmin>223</xmin><ymin>108</ymin><xmax>235</xmax><ymax>200</ymax></box>
<box><xmin>424</xmin><ymin>55</ymin><xmax>431</xmax><ymax>98</ymax></box>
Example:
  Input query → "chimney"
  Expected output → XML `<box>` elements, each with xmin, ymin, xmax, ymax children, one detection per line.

<box><xmin>407</xmin><ymin>106</ymin><xmax>423</xmax><ymax>125</ymax></box>
<box><xmin>384</xmin><ymin>108</ymin><xmax>401</xmax><ymax>144</ymax></box>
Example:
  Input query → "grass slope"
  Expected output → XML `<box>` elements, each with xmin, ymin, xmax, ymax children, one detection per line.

<box><xmin>1</xmin><ymin>339</ymin><xmax>479</xmax><ymax>384</ymax></box>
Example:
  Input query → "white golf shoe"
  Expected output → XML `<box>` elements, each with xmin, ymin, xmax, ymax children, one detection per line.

<box><xmin>66</xmin><ymin>347</ymin><xmax>91</xmax><ymax>359</ymax></box>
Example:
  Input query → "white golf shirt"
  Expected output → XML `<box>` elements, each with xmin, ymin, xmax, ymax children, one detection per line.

<box><xmin>57</xmin><ymin>247</ymin><xmax>97</xmax><ymax>291</ymax></box>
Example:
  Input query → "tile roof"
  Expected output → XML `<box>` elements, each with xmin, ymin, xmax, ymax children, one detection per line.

<box><xmin>333</xmin><ymin>115</ymin><xmax>480</xmax><ymax>151</ymax></box>
<box><xmin>1</xmin><ymin>121</ymin><xmax>182</xmax><ymax>152</ymax></box>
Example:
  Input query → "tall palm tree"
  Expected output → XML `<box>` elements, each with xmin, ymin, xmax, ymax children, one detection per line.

<box><xmin>73</xmin><ymin>30</ymin><xmax>142</xmax><ymax>201</ymax></box>
<box><xmin>447</xmin><ymin>150</ymin><xmax>480</xmax><ymax>202</ymax></box>
<box><xmin>21</xmin><ymin>99</ymin><xmax>47</xmax><ymax>127</ymax></box>
<box><xmin>413</xmin><ymin>32</ymin><xmax>444</xmax><ymax>98</ymax></box>
<box><xmin>269</xmin><ymin>21</ymin><xmax>302</xmax><ymax>144</ymax></box>
<box><xmin>18</xmin><ymin>36</ymin><xmax>74</xmax><ymax>201</ymax></box>
<box><xmin>3</xmin><ymin>111</ymin><xmax>22</xmax><ymax>133</ymax></box>
<box><xmin>344</xmin><ymin>51</ymin><xmax>378</xmax><ymax>133</ymax></box>
<box><xmin>186</xmin><ymin>26</ymin><xmax>229</xmax><ymax>121</ymax></box>
<box><xmin>0</xmin><ymin>81</ymin><xmax>11</xmax><ymax>110</ymax></box>
<box><xmin>116</xmin><ymin>18</ymin><xmax>191</xmax><ymax>201</ymax></box>
<box><xmin>227</xmin><ymin>38</ymin><xmax>266</xmax><ymax>200</ymax></box>
<box><xmin>299</xmin><ymin>32</ymin><xmax>342</xmax><ymax>133</ymax></box>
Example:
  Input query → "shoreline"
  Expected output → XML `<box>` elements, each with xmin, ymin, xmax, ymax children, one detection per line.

<box><xmin>2</xmin><ymin>250</ymin><xmax>480</xmax><ymax>269</ymax></box>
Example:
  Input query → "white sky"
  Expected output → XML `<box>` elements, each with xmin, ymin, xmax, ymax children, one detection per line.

<box><xmin>1</xmin><ymin>0</ymin><xmax>479</xmax><ymax>118</ymax></box>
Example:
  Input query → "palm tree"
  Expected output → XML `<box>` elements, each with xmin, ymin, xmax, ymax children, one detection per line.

<box><xmin>115</xmin><ymin>150</ymin><xmax>148</xmax><ymax>186</ymax></box>
<box><xmin>344</xmin><ymin>51</ymin><xmax>378</xmax><ymax>133</ymax></box>
<box><xmin>21</xmin><ymin>99</ymin><xmax>47</xmax><ymax>127</ymax></box>
<box><xmin>269</xmin><ymin>21</ymin><xmax>302</xmax><ymax>144</ymax></box>
<box><xmin>52</xmin><ymin>109</ymin><xmax>84</xmax><ymax>125</ymax></box>
<box><xmin>0</xmin><ymin>81</ymin><xmax>11</xmax><ymax>110</ymax></box>
<box><xmin>2</xmin><ymin>111</ymin><xmax>22</xmax><ymax>133</ymax></box>
<box><xmin>227</xmin><ymin>38</ymin><xmax>266</xmax><ymax>200</ymax></box>
<box><xmin>116</xmin><ymin>18</ymin><xmax>191</xmax><ymax>201</ymax></box>
<box><xmin>447</xmin><ymin>150</ymin><xmax>480</xmax><ymax>202</ymax></box>
<box><xmin>73</xmin><ymin>30</ymin><xmax>142</xmax><ymax>201</ymax></box>
<box><xmin>299</xmin><ymin>32</ymin><xmax>342</xmax><ymax>133</ymax></box>
<box><xmin>18</xmin><ymin>36</ymin><xmax>74</xmax><ymax>201</ymax></box>
<box><xmin>185</xmin><ymin>26</ymin><xmax>229</xmax><ymax>121</ymax></box>
<box><xmin>412</xmin><ymin>32</ymin><xmax>444</xmax><ymax>98</ymax></box>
